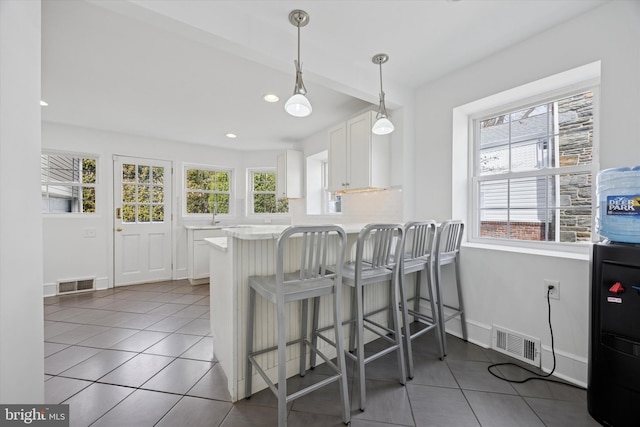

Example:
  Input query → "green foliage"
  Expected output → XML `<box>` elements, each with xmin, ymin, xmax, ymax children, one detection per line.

<box><xmin>81</xmin><ymin>158</ymin><xmax>97</xmax><ymax>212</ymax></box>
<box><xmin>185</xmin><ymin>169</ymin><xmax>231</xmax><ymax>214</ymax></box>
<box><xmin>120</xmin><ymin>163</ymin><xmax>165</xmax><ymax>222</ymax></box>
<box><xmin>251</xmin><ymin>172</ymin><xmax>288</xmax><ymax>214</ymax></box>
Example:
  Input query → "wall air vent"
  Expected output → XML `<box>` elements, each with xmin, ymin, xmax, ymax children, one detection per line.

<box><xmin>492</xmin><ymin>325</ymin><xmax>541</xmax><ymax>367</ymax></box>
<box><xmin>57</xmin><ymin>278</ymin><xmax>95</xmax><ymax>294</ymax></box>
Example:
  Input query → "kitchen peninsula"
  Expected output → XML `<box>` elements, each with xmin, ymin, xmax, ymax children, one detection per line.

<box><xmin>205</xmin><ymin>223</ymin><xmax>385</xmax><ymax>401</ymax></box>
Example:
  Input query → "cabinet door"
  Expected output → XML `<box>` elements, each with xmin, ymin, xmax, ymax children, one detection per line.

<box><xmin>328</xmin><ymin>124</ymin><xmax>347</xmax><ymax>192</ymax></box>
<box><xmin>346</xmin><ymin>113</ymin><xmax>372</xmax><ymax>190</ymax></box>
<box><xmin>193</xmin><ymin>240</ymin><xmax>211</xmax><ymax>279</ymax></box>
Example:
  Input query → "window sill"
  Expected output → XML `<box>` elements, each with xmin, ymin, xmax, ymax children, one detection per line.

<box><xmin>462</xmin><ymin>241</ymin><xmax>591</xmax><ymax>261</ymax></box>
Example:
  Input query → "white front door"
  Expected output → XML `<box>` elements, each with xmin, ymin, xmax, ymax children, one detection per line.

<box><xmin>113</xmin><ymin>156</ymin><xmax>173</xmax><ymax>286</ymax></box>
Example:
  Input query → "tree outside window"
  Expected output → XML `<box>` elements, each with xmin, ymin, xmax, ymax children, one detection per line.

<box><xmin>185</xmin><ymin>167</ymin><xmax>232</xmax><ymax>215</ymax></box>
<box><xmin>250</xmin><ymin>170</ymin><xmax>288</xmax><ymax>214</ymax></box>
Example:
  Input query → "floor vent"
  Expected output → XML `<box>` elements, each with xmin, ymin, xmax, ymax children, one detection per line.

<box><xmin>491</xmin><ymin>325</ymin><xmax>540</xmax><ymax>367</ymax></box>
<box><xmin>58</xmin><ymin>278</ymin><xmax>95</xmax><ymax>294</ymax></box>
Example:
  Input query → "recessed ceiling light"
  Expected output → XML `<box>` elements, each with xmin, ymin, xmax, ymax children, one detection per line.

<box><xmin>263</xmin><ymin>94</ymin><xmax>279</xmax><ymax>103</ymax></box>
<box><xmin>226</xmin><ymin>133</ymin><xmax>237</xmax><ymax>139</ymax></box>
<box><xmin>40</xmin><ymin>100</ymin><xmax>48</xmax><ymax>106</ymax></box>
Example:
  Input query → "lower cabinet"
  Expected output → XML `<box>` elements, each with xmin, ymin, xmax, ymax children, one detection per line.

<box><xmin>187</xmin><ymin>228</ymin><xmax>226</xmax><ymax>285</ymax></box>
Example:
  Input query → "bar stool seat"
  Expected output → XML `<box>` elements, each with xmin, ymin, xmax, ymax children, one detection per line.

<box><xmin>245</xmin><ymin>225</ymin><xmax>350</xmax><ymax>427</ymax></box>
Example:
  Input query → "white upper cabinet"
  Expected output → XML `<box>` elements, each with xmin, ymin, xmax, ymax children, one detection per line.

<box><xmin>276</xmin><ymin>149</ymin><xmax>303</xmax><ymax>199</ymax></box>
<box><xmin>328</xmin><ymin>110</ymin><xmax>390</xmax><ymax>192</ymax></box>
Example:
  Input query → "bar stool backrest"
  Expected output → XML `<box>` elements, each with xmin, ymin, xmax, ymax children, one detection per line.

<box><xmin>404</xmin><ymin>220</ymin><xmax>437</xmax><ymax>261</ymax></box>
<box><xmin>435</xmin><ymin>220</ymin><xmax>464</xmax><ymax>265</ymax></box>
<box><xmin>356</xmin><ymin>223</ymin><xmax>404</xmax><ymax>272</ymax></box>
<box><xmin>276</xmin><ymin>225</ymin><xmax>347</xmax><ymax>289</ymax></box>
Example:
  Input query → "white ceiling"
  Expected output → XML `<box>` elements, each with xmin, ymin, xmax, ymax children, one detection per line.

<box><xmin>41</xmin><ymin>0</ymin><xmax>607</xmax><ymax>151</ymax></box>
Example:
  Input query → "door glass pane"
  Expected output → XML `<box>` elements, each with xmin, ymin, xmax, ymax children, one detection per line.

<box><xmin>152</xmin><ymin>167</ymin><xmax>164</xmax><ymax>184</ymax></box>
<box><xmin>122</xmin><ymin>204</ymin><xmax>136</xmax><ymax>223</ymax></box>
<box><xmin>122</xmin><ymin>164</ymin><xmax>136</xmax><ymax>182</ymax></box>
<box><xmin>138</xmin><ymin>205</ymin><xmax>151</xmax><ymax>222</ymax></box>
<box><xmin>152</xmin><ymin>205</ymin><xmax>164</xmax><ymax>222</ymax></box>
<box><xmin>152</xmin><ymin>186</ymin><xmax>164</xmax><ymax>203</ymax></box>
<box><xmin>138</xmin><ymin>165</ymin><xmax>150</xmax><ymax>184</ymax></box>
<box><xmin>138</xmin><ymin>185</ymin><xmax>150</xmax><ymax>203</ymax></box>
<box><xmin>122</xmin><ymin>184</ymin><xmax>136</xmax><ymax>203</ymax></box>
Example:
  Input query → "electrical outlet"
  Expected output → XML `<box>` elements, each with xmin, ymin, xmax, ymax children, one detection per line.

<box><xmin>544</xmin><ymin>279</ymin><xmax>560</xmax><ymax>300</ymax></box>
<box><xmin>83</xmin><ymin>227</ymin><xmax>96</xmax><ymax>238</ymax></box>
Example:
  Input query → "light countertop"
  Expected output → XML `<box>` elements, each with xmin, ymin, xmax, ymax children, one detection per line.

<box><xmin>202</xmin><ymin>223</ymin><xmax>370</xmax><ymax>241</ymax></box>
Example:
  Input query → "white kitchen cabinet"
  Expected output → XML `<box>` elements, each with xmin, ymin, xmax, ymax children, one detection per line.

<box><xmin>328</xmin><ymin>110</ymin><xmax>390</xmax><ymax>192</ymax></box>
<box><xmin>276</xmin><ymin>149</ymin><xmax>303</xmax><ymax>198</ymax></box>
<box><xmin>186</xmin><ymin>227</ymin><xmax>226</xmax><ymax>285</ymax></box>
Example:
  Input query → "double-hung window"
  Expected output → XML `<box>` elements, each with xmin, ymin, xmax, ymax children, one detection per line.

<box><xmin>473</xmin><ymin>89</ymin><xmax>596</xmax><ymax>245</ymax></box>
<box><xmin>322</xmin><ymin>160</ymin><xmax>342</xmax><ymax>214</ymax></box>
<box><xmin>41</xmin><ymin>152</ymin><xmax>97</xmax><ymax>214</ymax></box>
<box><xmin>184</xmin><ymin>166</ymin><xmax>232</xmax><ymax>215</ymax></box>
<box><xmin>248</xmin><ymin>169</ymin><xmax>288</xmax><ymax>214</ymax></box>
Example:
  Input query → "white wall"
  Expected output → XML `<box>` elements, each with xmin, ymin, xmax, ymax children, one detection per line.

<box><xmin>42</xmin><ymin>122</ymin><xmax>288</xmax><ymax>291</ymax></box>
<box><xmin>0</xmin><ymin>0</ymin><xmax>44</xmax><ymax>403</ymax></box>
<box><xmin>414</xmin><ymin>0</ymin><xmax>640</xmax><ymax>386</ymax></box>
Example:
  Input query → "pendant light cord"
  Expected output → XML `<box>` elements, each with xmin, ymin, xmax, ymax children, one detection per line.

<box><xmin>486</xmin><ymin>287</ymin><xmax>584</xmax><ymax>389</ymax></box>
<box><xmin>378</xmin><ymin>61</ymin><xmax>384</xmax><ymax>95</ymax></box>
<box><xmin>296</xmin><ymin>22</ymin><xmax>301</xmax><ymax>70</ymax></box>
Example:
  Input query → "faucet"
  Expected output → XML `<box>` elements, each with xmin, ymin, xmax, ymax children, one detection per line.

<box><xmin>212</xmin><ymin>202</ymin><xmax>220</xmax><ymax>225</ymax></box>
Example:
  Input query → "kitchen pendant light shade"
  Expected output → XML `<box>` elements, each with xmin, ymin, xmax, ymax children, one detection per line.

<box><xmin>286</xmin><ymin>10</ymin><xmax>311</xmax><ymax>118</ymax></box>
<box><xmin>372</xmin><ymin>116</ymin><xmax>395</xmax><ymax>135</ymax></box>
<box><xmin>372</xmin><ymin>53</ymin><xmax>394</xmax><ymax>134</ymax></box>
<box><xmin>285</xmin><ymin>93</ymin><xmax>312</xmax><ymax>117</ymax></box>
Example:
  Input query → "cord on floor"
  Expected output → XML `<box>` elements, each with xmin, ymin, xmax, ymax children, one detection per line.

<box><xmin>486</xmin><ymin>287</ymin><xmax>585</xmax><ymax>390</ymax></box>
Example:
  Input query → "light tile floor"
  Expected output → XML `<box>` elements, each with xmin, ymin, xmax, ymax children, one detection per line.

<box><xmin>44</xmin><ymin>280</ymin><xmax>599</xmax><ymax>426</ymax></box>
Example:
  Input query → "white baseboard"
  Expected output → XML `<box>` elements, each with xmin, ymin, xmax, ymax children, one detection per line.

<box><xmin>95</xmin><ymin>277</ymin><xmax>109</xmax><ymax>290</ymax></box>
<box><xmin>43</xmin><ymin>282</ymin><xmax>57</xmax><ymax>297</ymax></box>
<box><xmin>175</xmin><ymin>268</ymin><xmax>188</xmax><ymax>280</ymax></box>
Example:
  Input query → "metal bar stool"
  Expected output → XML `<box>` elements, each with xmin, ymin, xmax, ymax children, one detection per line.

<box><xmin>245</xmin><ymin>225</ymin><xmax>350</xmax><ymax>427</ymax></box>
<box><xmin>332</xmin><ymin>223</ymin><xmax>407</xmax><ymax>411</ymax></box>
<box><xmin>399</xmin><ymin>220</ymin><xmax>445</xmax><ymax>379</ymax></box>
<box><xmin>433</xmin><ymin>220</ymin><xmax>466</xmax><ymax>356</ymax></box>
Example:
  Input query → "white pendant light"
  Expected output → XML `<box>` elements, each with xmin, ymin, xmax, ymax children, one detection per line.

<box><xmin>285</xmin><ymin>10</ymin><xmax>312</xmax><ymax>118</ymax></box>
<box><xmin>372</xmin><ymin>54</ymin><xmax>394</xmax><ymax>135</ymax></box>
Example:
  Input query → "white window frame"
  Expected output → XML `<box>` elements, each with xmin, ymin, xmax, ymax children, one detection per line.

<box><xmin>453</xmin><ymin>62</ymin><xmax>601</xmax><ymax>256</ymax></box>
<box><xmin>247</xmin><ymin>168</ymin><xmax>289</xmax><ymax>216</ymax></box>
<box><xmin>41</xmin><ymin>151</ymin><xmax>98</xmax><ymax>215</ymax></box>
<box><xmin>321</xmin><ymin>159</ymin><xmax>342</xmax><ymax>214</ymax></box>
<box><xmin>305</xmin><ymin>151</ymin><xmax>341</xmax><ymax>215</ymax></box>
<box><xmin>183</xmin><ymin>164</ymin><xmax>233</xmax><ymax>217</ymax></box>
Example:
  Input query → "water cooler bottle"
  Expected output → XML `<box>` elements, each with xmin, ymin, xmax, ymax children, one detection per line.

<box><xmin>589</xmin><ymin>242</ymin><xmax>640</xmax><ymax>426</ymax></box>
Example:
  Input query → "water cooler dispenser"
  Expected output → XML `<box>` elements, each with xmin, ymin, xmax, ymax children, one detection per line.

<box><xmin>589</xmin><ymin>167</ymin><xmax>640</xmax><ymax>425</ymax></box>
<box><xmin>589</xmin><ymin>242</ymin><xmax>640</xmax><ymax>426</ymax></box>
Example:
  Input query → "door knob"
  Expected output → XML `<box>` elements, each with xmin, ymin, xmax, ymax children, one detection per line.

<box><xmin>115</xmin><ymin>227</ymin><xmax>123</xmax><ymax>232</ymax></box>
